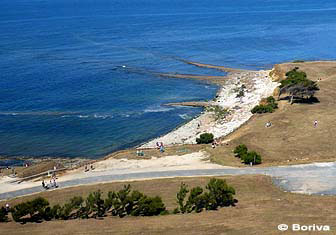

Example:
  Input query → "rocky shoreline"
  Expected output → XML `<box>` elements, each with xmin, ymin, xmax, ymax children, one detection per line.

<box><xmin>141</xmin><ymin>67</ymin><xmax>279</xmax><ymax>148</ymax></box>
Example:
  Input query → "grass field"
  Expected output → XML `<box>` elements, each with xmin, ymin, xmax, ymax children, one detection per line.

<box><xmin>209</xmin><ymin>61</ymin><xmax>336</xmax><ymax>167</ymax></box>
<box><xmin>1</xmin><ymin>175</ymin><xmax>336</xmax><ymax>234</ymax></box>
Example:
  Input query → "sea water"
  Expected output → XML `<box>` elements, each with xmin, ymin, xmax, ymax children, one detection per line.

<box><xmin>1</xmin><ymin>0</ymin><xmax>336</xmax><ymax>158</ymax></box>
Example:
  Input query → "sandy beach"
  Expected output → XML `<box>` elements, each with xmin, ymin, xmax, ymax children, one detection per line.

<box><xmin>0</xmin><ymin>151</ymin><xmax>228</xmax><ymax>195</ymax></box>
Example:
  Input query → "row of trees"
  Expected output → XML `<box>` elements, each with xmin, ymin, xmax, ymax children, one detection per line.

<box><xmin>234</xmin><ymin>144</ymin><xmax>262</xmax><ymax>165</ymax></box>
<box><xmin>4</xmin><ymin>185</ymin><xmax>167</xmax><ymax>224</ymax></box>
<box><xmin>1</xmin><ymin>179</ymin><xmax>237</xmax><ymax>224</ymax></box>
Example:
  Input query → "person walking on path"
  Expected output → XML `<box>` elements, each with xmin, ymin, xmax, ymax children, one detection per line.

<box><xmin>314</xmin><ymin>120</ymin><xmax>318</xmax><ymax>128</ymax></box>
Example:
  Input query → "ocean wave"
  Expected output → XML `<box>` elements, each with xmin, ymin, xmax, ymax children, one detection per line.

<box><xmin>144</xmin><ymin>106</ymin><xmax>174</xmax><ymax>113</ymax></box>
<box><xmin>0</xmin><ymin>111</ymin><xmax>79</xmax><ymax>116</ymax></box>
<box><xmin>179</xmin><ymin>113</ymin><xmax>193</xmax><ymax>120</ymax></box>
<box><xmin>61</xmin><ymin>114</ymin><xmax>114</xmax><ymax>119</ymax></box>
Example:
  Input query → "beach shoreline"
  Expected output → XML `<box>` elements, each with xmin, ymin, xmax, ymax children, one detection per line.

<box><xmin>0</xmin><ymin>62</ymin><xmax>280</xmax><ymax>166</ymax></box>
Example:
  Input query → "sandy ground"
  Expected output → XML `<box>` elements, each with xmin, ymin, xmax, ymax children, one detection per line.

<box><xmin>141</xmin><ymin>70</ymin><xmax>279</xmax><ymax>148</ymax></box>
<box><xmin>0</xmin><ymin>151</ymin><xmax>227</xmax><ymax>195</ymax></box>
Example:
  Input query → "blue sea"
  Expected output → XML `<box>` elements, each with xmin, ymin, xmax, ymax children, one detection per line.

<box><xmin>1</xmin><ymin>0</ymin><xmax>336</xmax><ymax>159</ymax></box>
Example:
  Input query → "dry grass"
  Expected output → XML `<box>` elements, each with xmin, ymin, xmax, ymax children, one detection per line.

<box><xmin>1</xmin><ymin>175</ymin><xmax>336</xmax><ymax>234</ymax></box>
<box><xmin>104</xmin><ymin>144</ymin><xmax>205</xmax><ymax>161</ymax></box>
<box><xmin>210</xmin><ymin>61</ymin><xmax>336</xmax><ymax>166</ymax></box>
<box><xmin>0</xmin><ymin>161</ymin><xmax>61</xmax><ymax>178</ymax></box>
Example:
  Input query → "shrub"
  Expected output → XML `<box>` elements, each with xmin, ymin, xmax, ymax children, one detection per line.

<box><xmin>186</xmin><ymin>186</ymin><xmax>206</xmax><ymax>213</ymax></box>
<box><xmin>251</xmin><ymin>96</ymin><xmax>278</xmax><ymax>114</ymax></box>
<box><xmin>86</xmin><ymin>191</ymin><xmax>106</xmax><ymax>218</ymax></box>
<box><xmin>196</xmin><ymin>133</ymin><xmax>214</xmax><ymax>144</ymax></box>
<box><xmin>111</xmin><ymin>184</ymin><xmax>132</xmax><ymax>218</ymax></box>
<box><xmin>206</xmin><ymin>178</ymin><xmax>236</xmax><ymax>208</ymax></box>
<box><xmin>175</xmin><ymin>179</ymin><xmax>237</xmax><ymax>214</ymax></box>
<box><xmin>42</xmin><ymin>206</ymin><xmax>53</xmax><ymax>221</ymax></box>
<box><xmin>236</xmin><ymin>90</ymin><xmax>245</xmax><ymax>98</ymax></box>
<box><xmin>59</xmin><ymin>196</ymin><xmax>85</xmax><ymax>220</ymax></box>
<box><xmin>233</xmin><ymin>144</ymin><xmax>248</xmax><ymax>158</ymax></box>
<box><xmin>105</xmin><ymin>184</ymin><xmax>167</xmax><ymax>218</ymax></box>
<box><xmin>241</xmin><ymin>151</ymin><xmax>262</xmax><ymax>165</ymax></box>
<box><xmin>12</xmin><ymin>197</ymin><xmax>49</xmax><ymax>223</ymax></box>
<box><xmin>0</xmin><ymin>207</ymin><xmax>8</xmax><ymax>222</ymax></box>
<box><xmin>206</xmin><ymin>106</ymin><xmax>229</xmax><ymax>122</ymax></box>
<box><xmin>175</xmin><ymin>183</ymin><xmax>189</xmax><ymax>214</ymax></box>
<box><xmin>234</xmin><ymin>145</ymin><xmax>262</xmax><ymax>165</ymax></box>
<box><xmin>51</xmin><ymin>204</ymin><xmax>62</xmax><ymax>220</ymax></box>
<box><xmin>131</xmin><ymin>196</ymin><xmax>166</xmax><ymax>216</ymax></box>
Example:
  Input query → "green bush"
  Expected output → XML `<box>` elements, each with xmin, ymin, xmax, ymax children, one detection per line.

<box><xmin>175</xmin><ymin>178</ymin><xmax>237</xmax><ymax>214</ymax></box>
<box><xmin>105</xmin><ymin>184</ymin><xmax>167</xmax><ymax>218</ymax></box>
<box><xmin>186</xmin><ymin>186</ymin><xmax>204</xmax><ymax>213</ymax></box>
<box><xmin>12</xmin><ymin>197</ymin><xmax>49</xmax><ymax>223</ymax></box>
<box><xmin>251</xmin><ymin>96</ymin><xmax>278</xmax><ymax>114</ymax></box>
<box><xmin>206</xmin><ymin>178</ymin><xmax>236</xmax><ymax>207</ymax></box>
<box><xmin>234</xmin><ymin>145</ymin><xmax>262</xmax><ymax>165</ymax></box>
<box><xmin>0</xmin><ymin>207</ymin><xmax>8</xmax><ymax>222</ymax></box>
<box><xmin>132</xmin><ymin>196</ymin><xmax>166</xmax><ymax>216</ymax></box>
<box><xmin>241</xmin><ymin>151</ymin><xmax>262</xmax><ymax>165</ymax></box>
<box><xmin>175</xmin><ymin>183</ymin><xmax>189</xmax><ymax>214</ymax></box>
<box><xmin>59</xmin><ymin>196</ymin><xmax>85</xmax><ymax>220</ymax></box>
<box><xmin>50</xmin><ymin>204</ymin><xmax>62</xmax><ymax>220</ymax></box>
<box><xmin>86</xmin><ymin>191</ymin><xmax>106</xmax><ymax>218</ymax></box>
<box><xmin>196</xmin><ymin>133</ymin><xmax>214</xmax><ymax>144</ymax></box>
<box><xmin>233</xmin><ymin>144</ymin><xmax>248</xmax><ymax>158</ymax></box>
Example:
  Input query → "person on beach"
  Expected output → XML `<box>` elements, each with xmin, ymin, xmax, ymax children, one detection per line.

<box><xmin>156</xmin><ymin>142</ymin><xmax>160</xmax><ymax>149</ymax></box>
<box><xmin>53</xmin><ymin>178</ymin><xmax>58</xmax><ymax>188</ymax></box>
<box><xmin>5</xmin><ymin>203</ymin><xmax>10</xmax><ymax>212</ymax></box>
<box><xmin>314</xmin><ymin>120</ymin><xmax>318</xmax><ymax>128</ymax></box>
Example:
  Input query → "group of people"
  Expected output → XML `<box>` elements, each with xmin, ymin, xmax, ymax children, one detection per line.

<box><xmin>211</xmin><ymin>140</ymin><xmax>219</xmax><ymax>149</ymax></box>
<box><xmin>42</xmin><ymin>176</ymin><xmax>58</xmax><ymax>190</ymax></box>
<box><xmin>136</xmin><ymin>150</ymin><xmax>145</xmax><ymax>156</ymax></box>
<box><xmin>265</xmin><ymin>120</ymin><xmax>318</xmax><ymax>128</ymax></box>
<box><xmin>156</xmin><ymin>142</ymin><xmax>165</xmax><ymax>152</ymax></box>
<box><xmin>84</xmin><ymin>164</ymin><xmax>95</xmax><ymax>172</ymax></box>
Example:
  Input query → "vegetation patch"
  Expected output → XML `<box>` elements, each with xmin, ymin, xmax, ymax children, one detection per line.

<box><xmin>174</xmin><ymin>178</ymin><xmax>237</xmax><ymax>214</ymax></box>
<box><xmin>1</xmin><ymin>178</ymin><xmax>236</xmax><ymax>224</ymax></box>
<box><xmin>235</xmin><ymin>84</ymin><xmax>246</xmax><ymax>98</ymax></box>
<box><xmin>278</xmin><ymin>67</ymin><xmax>319</xmax><ymax>104</ymax></box>
<box><xmin>196</xmin><ymin>133</ymin><xmax>214</xmax><ymax>144</ymax></box>
<box><xmin>0</xmin><ymin>207</ymin><xmax>9</xmax><ymax>222</ymax></box>
<box><xmin>206</xmin><ymin>106</ymin><xmax>229</xmax><ymax>122</ymax></box>
<box><xmin>234</xmin><ymin>144</ymin><xmax>262</xmax><ymax>165</ymax></box>
<box><xmin>251</xmin><ymin>96</ymin><xmax>278</xmax><ymax>114</ymax></box>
